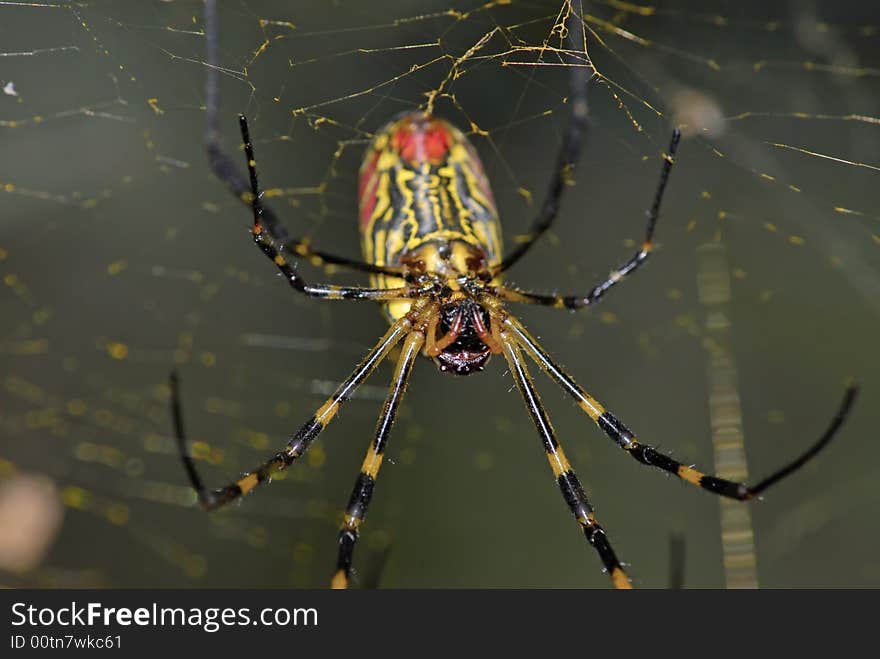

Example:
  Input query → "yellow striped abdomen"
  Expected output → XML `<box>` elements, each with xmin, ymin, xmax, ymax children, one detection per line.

<box><xmin>358</xmin><ymin>112</ymin><xmax>503</xmax><ymax>320</ymax></box>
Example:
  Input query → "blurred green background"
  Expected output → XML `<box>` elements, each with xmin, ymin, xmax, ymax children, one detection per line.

<box><xmin>1</xmin><ymin>0</ymin><xmax>878</xmax><ymax>588</ymax></box>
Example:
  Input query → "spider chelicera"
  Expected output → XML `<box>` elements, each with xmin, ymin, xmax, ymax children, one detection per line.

<box><xmin>171</xmin><ymin>1</ymin><xmax>858</xmax><ymax>589</ymax></box>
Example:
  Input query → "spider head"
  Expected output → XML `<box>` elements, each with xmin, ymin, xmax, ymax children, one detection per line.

<box><xmin>429</xmin><ymin>299</ymin><xmax>498</xmax><ymax>376</ymax></box>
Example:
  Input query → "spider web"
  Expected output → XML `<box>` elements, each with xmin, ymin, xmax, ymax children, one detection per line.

<box><xmin>1</xmin><ymin>0</ymin><xmax>878</xmax><ymax>588</ymax></box>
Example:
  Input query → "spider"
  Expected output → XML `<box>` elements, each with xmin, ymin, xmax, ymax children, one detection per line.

<box><xmin>171</xmin><ymin>1</ymin><xmax>858</xmax><ymax>589</ymax></box>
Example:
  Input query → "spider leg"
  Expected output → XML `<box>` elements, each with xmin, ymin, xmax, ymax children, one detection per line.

<box><xmin>332</xmin><ymin>328</ymin><xmax>425</xmax><ymax>589</ymax></box>
<box><xmin>505</xmin><ymin>313</ymin><xmax>859</xmax><ymax>500</ymax></box>
<box><xmin>203</xmin><ymin>0</ymin><xmax>403</xmax><ymax>279</ymax></box>
<box><xmin>497</xmin><ymin>129</ymin><xmax>681</xmax><ymax>310</ymax></box>
<box><xmin>237</xmin><ymin>115</ymin><xmax>418</xmax><ymax>301</ymax></box>
<box><xmin>499</xmin><ymin>330</ymin><xmax>631</xmax><ymax>589</ymax></box>
<box><xmin>493</xmin><ymin>2</ymin><xmax>591</xmax><ymax>276</ymax></box>
<box><xmin>171</xmin><ymin>309</ymin><xmax>422</xmax><ymax>512</ymax></box>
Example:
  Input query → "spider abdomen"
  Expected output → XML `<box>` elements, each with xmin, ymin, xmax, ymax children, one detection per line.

<box><xmin>358</xmin><ymin>112</ymin><xmax>503</xmax><ymax>321</ymax></box>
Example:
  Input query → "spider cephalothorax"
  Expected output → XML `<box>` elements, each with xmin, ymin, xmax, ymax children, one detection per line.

<box><xmin>396</xmin><ymin>239</ymin><xmax>500</xmax><ymax>374</ymax></box>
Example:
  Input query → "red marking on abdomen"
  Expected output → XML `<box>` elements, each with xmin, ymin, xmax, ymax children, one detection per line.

<box><xmin>392</xmin><ymin>114</ymin><xmax>451</xmax><ymax>164</ymax></box>
<box><xmin>358</xmin><ymin>150</ymin><xmax>381</xmax><ymax>229</ymax></box>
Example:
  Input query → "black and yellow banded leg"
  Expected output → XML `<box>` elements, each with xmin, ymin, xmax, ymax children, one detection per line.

<box><xmin>497</xmin><ymin>129</ymin><xmax>681</xmax><ymax>310</ymax></box>
<box><xmin>506</xmin><ymin>314</ymin><xmax>859</xmax><ymax>500</ymax></box>
<box><xmin>252</xmin><ymin>223</ymin><xmax>419</xmax><ymax>301</ymax></box>
<box><xmin>203</xmin><ymin>0</ymin><xmax>402</xmax><ymax>280</ymax></box>
<box><xmin>238</xmin><ymin>115</ymin><xmax>416</xmax><ymax>301</ymax></box>
<box><xmin>171</xmin><ymin>314</ymin><xmax>416</xmax><ymax>512</ymax></box>
<box><xmin>500</xmin><ymin>336</ymin><xmax>631</xmax><ymax>589</ymax></box>
<box><xmin>493</xmin><ymin>6</ymin><xmax>590</xmax><ymax>276</ymax></box>
<box><xmin>331</xmin><ymin>330</ymin><xmax>424</xmax><ymax>589</ymax></box>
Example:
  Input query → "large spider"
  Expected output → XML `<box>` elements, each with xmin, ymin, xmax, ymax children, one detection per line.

<box><xmin>171</xmin><ymin>1</ymin><xmax>857</xmax><ymax>589</ymax></box>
